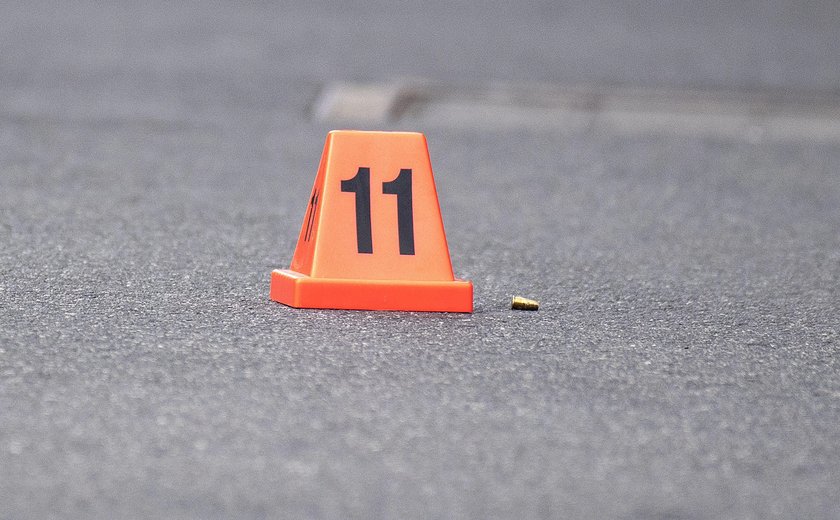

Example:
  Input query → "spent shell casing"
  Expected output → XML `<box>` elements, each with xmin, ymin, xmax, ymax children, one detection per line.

<box><xmin>511</xmin><ymin>296</ymin><xmax>539</xmax><ymax>311</ymax></box>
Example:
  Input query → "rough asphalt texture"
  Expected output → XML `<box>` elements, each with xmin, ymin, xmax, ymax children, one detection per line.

<box><xmin>2</xmin><ymin>2</ymin><xmax>839</xmax><ymax>519</ymax></box>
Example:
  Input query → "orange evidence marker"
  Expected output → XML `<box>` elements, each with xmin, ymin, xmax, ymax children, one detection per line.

<box><xmin>269</xmin><ymin>130</ymin><xmax>473</xmax><ymax>312</ymax></box>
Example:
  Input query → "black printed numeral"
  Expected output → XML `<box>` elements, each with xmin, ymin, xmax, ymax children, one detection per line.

<box><xmin>382</xmin><ymin>169</ymin><xmax>415</xmax><ymax>255</ymax></box>
<box><xmin>341</xmin><ymin>167</ymin><xmax>415</xmax><ymax>255</ymax></box>
<box><xmin>340</xmin><ymin>167</ymin><xmax>373</xmax><ymax>253</ymax></box>
<box><xmin>303</xmin><ymin>189</ymin><xmax>319</xmax><ymax>242</ymax></box>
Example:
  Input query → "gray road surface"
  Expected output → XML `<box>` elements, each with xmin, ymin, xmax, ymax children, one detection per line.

<box><xmin>1</xmin><ymin>2</ymin><xmax>839</xmax><ymax>519</ymax></box>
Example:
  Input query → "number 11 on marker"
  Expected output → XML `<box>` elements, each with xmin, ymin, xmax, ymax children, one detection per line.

<box><xmin>341</xmin><ymin>167</ymin><xmax>415</xmax><ymax>255</ymax></box>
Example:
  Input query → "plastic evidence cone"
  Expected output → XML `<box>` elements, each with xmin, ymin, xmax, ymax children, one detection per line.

<box><xmin>270</xmin><ymin>130</ymin><xmax>473</xmax><ymax>312</ymax></box>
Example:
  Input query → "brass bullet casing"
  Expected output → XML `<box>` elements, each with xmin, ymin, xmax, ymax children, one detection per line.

<box><xmin>511</xmin><ymin>296</ymin><xmax>539</xmax><ymax>311</ymax></box>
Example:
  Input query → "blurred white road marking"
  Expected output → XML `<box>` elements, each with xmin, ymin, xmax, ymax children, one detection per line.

<box><xmin>314</xmin><ymin>81</ymin><xmax>840</xmax><ymax>142</ymax></box>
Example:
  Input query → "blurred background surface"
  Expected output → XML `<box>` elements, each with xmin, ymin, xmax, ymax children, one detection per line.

<box><xmin>1</xmin><ymin>2</ymin><xmax>839</xmax><ymax>519</ymax></box>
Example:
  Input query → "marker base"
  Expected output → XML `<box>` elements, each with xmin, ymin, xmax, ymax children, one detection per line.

<box><xmin>270</xmin><ymin>269</ymin><xmax>473</xmax><ymax>313</ymax></box>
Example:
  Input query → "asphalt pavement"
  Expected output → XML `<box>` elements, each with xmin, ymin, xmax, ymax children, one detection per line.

<box><xmin>1</xmin><ymin>2</ymin><xmax>839</xmax><ymax>519</ymax></box>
